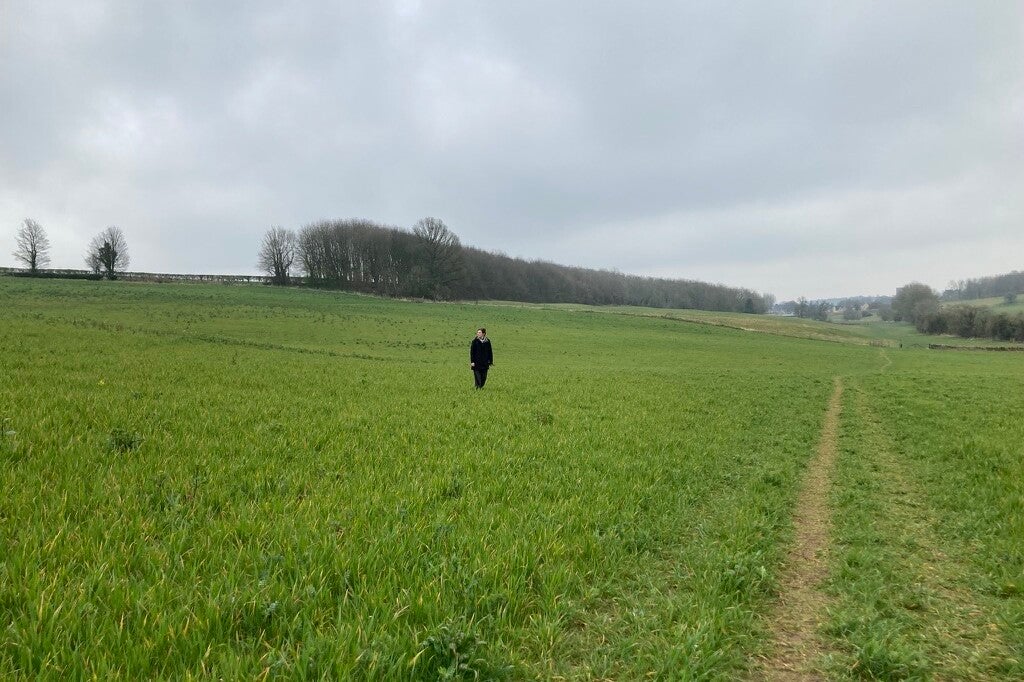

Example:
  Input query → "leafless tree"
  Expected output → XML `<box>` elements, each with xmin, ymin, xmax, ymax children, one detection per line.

<box><xmin>13</xmin><ymin>218</ymin><xmax>51</xmax><ymax>273</ymax></box>
<box><xmin>413</xmin><ymin>217</ymin><xmax>464</xmax><ymax>299</ymax></box>
<box><xmin>85</xmin><ymin>226</ymin><xmax>130</xmax><ymax>279</ymax></box>
<box><xmin>257</xmin><ymin>226</ymin><xmax>297</xmax><ymax>285</ymax></box>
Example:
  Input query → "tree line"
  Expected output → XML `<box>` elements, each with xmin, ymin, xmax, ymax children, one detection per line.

<box><xmin>257</xmin><ymin>218</ymin><xmax>775</xmax><ymax>313</ymax></box>
<box><xmin>917</xmin><ymin>305</ymin><xmax>1024</xmax><ymax>342</ymax></box>
<box><xmin>893</xmin><ymin>282</ymin><xmax>1024</xmax><ymax>342</ymax></box>
<box><xmin>944</xmin><ymin>270</ymin><xmax>1024</xmax><ymax>301</ymax></box>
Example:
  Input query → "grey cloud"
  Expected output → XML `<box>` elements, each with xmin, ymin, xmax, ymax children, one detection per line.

<box><xmin>1</xmin><ymin>1</ymin><xmax>1021</xmax><ymax>298</ymax></box>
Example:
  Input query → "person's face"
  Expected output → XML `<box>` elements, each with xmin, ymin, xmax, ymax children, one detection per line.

<box><xmin>476</xmin><ymin>330</ymin><xmax>484</xmax><ymax>339</ymax></box>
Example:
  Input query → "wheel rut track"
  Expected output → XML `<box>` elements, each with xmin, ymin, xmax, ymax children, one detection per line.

<box><xmin>756</xmin><ymin>377</ymin><xmax>843</xmax><ymax>680</ymax></box>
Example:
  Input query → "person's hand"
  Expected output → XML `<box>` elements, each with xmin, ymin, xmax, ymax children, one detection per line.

<box><xmin>470</xmin><ymin>362</ymin><xmax>475</xmax><ymax>368</ymax></box>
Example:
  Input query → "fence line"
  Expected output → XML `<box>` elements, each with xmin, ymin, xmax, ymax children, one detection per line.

<box><xmin>0</xmin><ymin>267</ymin><xmax>273</xmax><ymax>284</ymax></box>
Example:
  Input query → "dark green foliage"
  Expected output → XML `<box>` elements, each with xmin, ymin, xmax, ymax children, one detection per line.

<box><xmin>915</xmin><ymin>304</ymin><xmax>1024</xmax><ymax>342</ymax></box>
<box><xmin>415</xmin><ymin>618</ymin><xmax>505</xmax><ymax>680</ymax></box>
<box><xmin>533</xmin><ymin>411</ymin><xmax>554</xmax><ymax>425</ymax></box>
<box><xmin>107</xmin><ymin>427</ymin><xmax>142</xmax><ymax>453</ymax></box>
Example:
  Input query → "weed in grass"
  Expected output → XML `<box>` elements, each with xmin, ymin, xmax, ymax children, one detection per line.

<box><xmin>719</xmin><ymin>550</ymin><xmax>770</xmax><ymax>601</ymax></box>
<box><xmin>849</xmin><ymin>629</ymin><xmax>928</xmax><ymax>680</ymax></box>
<box><xmin>533</xmin><ymin>410</ymin><xmax>554</xmax><ymax>425</ymax></box>
<box><xmin>107</xmin><ymin>427</ymin><xmax>143</xmax><ymax>453</ymax></box>
<box><xmin>437</xmin><ymin>473</ymin><xmax>465</xmax><ymax>501</ymax></box>
<box><xmin>414</xmin><ymin>617</ymin><xmax>507</xmax><ymax>680</ymax></box>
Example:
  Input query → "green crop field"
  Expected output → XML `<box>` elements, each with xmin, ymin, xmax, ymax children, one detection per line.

<box><xmin>1</xmin><ymin>277</ymin><xmax>1021</xmax><ymax>680</ymax></box>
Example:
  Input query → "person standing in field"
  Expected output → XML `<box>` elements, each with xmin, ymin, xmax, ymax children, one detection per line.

<box><xmin>470</xmin><ymin>327</ymin><xmax>493</xmax><ymax>389</ymax></box>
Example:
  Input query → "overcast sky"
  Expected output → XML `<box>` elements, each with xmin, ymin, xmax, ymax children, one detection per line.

<box><xmin>2</xmin><ymin>1</ymin><xmax>1021</xmax><ymax>300</ymax></box>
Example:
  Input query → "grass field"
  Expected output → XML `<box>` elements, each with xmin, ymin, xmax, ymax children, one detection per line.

<box><xmin>832</xmin><ymin>315</ymin><xmax>1024</xmax><ymax>348</ymax></box>
<box><xmin>942</xmin><ymin>295</ymin><xmax>1024</xmax><ymax>315</ymax></box>
<box><xmin>1</xmin><ymin>277</ymin><xmax>1021</xmax><ymax>679</ymax></box>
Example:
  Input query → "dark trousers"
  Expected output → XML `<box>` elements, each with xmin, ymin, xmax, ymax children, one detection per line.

<box><xmin>473</xmin><ymin>368</ymin><xmax>489</xmax><ymax>388</ymax></box>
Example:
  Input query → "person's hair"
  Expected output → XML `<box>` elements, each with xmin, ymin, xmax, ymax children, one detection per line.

<box><xmin>477</xmin><ymin>328</ymin><xmax>486</xmax><ymax>334</ymax></box>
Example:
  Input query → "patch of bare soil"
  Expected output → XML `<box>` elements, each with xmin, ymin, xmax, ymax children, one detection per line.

<box><xmin>754</xmin><ymin>378</ymin><xmax>843</xmax><ymax>680</ymax></box>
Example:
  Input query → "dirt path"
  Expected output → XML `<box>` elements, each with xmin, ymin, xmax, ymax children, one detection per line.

<box><xmin>755</xmin><ymin>378</ymin><xmax>843</xmax><ymax>680</ymax></box>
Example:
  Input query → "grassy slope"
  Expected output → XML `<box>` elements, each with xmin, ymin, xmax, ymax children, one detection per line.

<box><xmin>487</xmin><ymin>301</ymin><xmax>878</xmax><ymax>346</ymax></box>
<box><xmin>942</xmin><ymin>296</ymin><xmax>1024</xmax><ymax>315</ymax></box>
<box><xmin>1</xmin><ymin>277</ymin><xmax>1021</xmax><ymax>679</ymax></box>
<box><xmin>492</xmin><ymin>299</ymin><xmax>1024</xmax><ymax>349</ymax></box>
<box><xmin>832</xmin><ymin>317</ymin><xmax>1024</xmax><ymax>348</ymax></box>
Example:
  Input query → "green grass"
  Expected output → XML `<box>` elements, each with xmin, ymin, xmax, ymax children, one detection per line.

<box><xmin>825</xmin><ymin>356</ymin><xmax>1024</xmax><ymax>679</ymax></box>
<box><xmin>1</xmin><ymin>277</ymin><xmax>1021</xmax><ymax>679</ymax></box>
<box><xmin>492</xmin><ymin>300</ymin><xmax>888</xmax><ymax>346</ymax></box>
<box><xmin>942</xmin><ymin>295</ymin><xmax>1024</xmax><ymax>315</ymax></box>
<box><xmin>833</xmin><ymin>317</ymin><xmax>1024</xmax><ymax>348</ymax></box>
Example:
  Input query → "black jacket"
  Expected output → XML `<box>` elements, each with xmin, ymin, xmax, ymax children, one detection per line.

<box><xmin>470</xmin><ymin>338</ymin><xmax>493</xmax><ymax>368</ymax></box>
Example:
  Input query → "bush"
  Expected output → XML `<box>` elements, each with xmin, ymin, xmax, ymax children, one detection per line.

<box><xmin>912</xmin><ymin>305</ymin><xmax>1024</xmax><ymax>344</ymax></box>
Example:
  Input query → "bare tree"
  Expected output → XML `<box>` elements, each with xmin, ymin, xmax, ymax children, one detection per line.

<box><xmin>413</xmin><ymin>217</ymin><xmax>464</xmax><ymax>299</ymax></box>
<box><xmin>85</xmin><ymin>226</ymin><xmax>130</xmax><ymax>279</ymax></box>
<box><xmin>13</xmin><ymin>218</ymin><xmax>51</xmax><ymax>273</ymax></box>
<box><xmin>257</xmin><ymin>226</ymin><xmax>297</xmax><ymax>285</ymax></box>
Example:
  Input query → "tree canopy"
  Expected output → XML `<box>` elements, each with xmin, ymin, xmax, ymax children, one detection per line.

<box><xmin>85</xmin><ymin>226</ymin><xmax>130</xmax><ymax>279</ymax></box>
<box><xmin>275</xmin><ymin>217</ymin><xmax>774</xmax><ymax>312</ymax></box>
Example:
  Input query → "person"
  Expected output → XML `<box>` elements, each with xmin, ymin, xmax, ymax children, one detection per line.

<box><xmin>470</xmin><ymin>327</ymin><xmax>493</xmax><ymax>389</ymax></box>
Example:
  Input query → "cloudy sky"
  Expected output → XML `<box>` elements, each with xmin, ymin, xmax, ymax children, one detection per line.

<box><xmin>1</xmin><ymin>1</ymin><xmax>1021</xmax><ymax>300</ymax></box>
